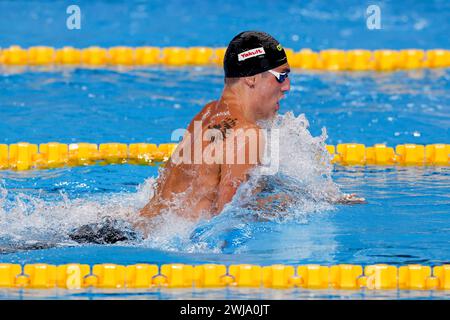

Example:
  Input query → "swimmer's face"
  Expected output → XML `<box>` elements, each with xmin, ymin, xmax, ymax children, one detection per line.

<box><xmin>253</xmin><ymin>63</ymin><xmax>291</xmax><ymax>120</ymax></box>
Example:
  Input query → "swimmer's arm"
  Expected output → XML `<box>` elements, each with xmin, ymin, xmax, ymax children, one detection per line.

<box><xmin>139</xmin><ymin>201</ymin><xmax>160</xmax><ymax>218</ymax></box>
<box><xmin>215</xmin><ymin>124</ymin><xmax>264</xmax><ymax>214</ymax></box>
<box><xmin>333</xmin><ymin>193</ymin><xmax>366</xmax><ymax>204</ymax></box>
<box><xmin>215</xmin><ymin>163</ymin><xmax>254</xmax><ymax>214</ymax></box>
<box><xmin>256</xmin><ymin>193</ymin><xmax>291</xmax><ymax>206</ymax></box>
<box><xmin>139</xmin><ymin>190</ymin><xmax>162</xmax><ymax>217</ymax></box>
<box><xmin>317</xmin><ymin>183</ymin><xmax>366</xmax><ymax>205</ymax></box>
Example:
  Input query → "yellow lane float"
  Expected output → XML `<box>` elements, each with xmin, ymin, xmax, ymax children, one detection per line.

<box><xmin>1</xmin><ymin>46</ymin><xmax>449</xmax><ymax>70</ymax></box>
<box><xmin>1</xmin><ymin>263</ymin><xmax>449</xmax><ymax>290</ymax></box>
<box><xmin>0</xmin><ymin>142</ymin><xmax>448</xmax><ymax>170</ymax></box>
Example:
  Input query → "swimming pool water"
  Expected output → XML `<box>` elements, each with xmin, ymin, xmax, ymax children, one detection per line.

<box><xmin>1</xmin><ymin>0</ymin><xmax>450</xmax><ymax>299</ymax></box>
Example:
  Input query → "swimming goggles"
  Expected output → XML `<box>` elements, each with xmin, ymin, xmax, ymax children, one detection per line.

<box><xmin>268</xmin><ymin>70</ymin><xmax>289</xmax><ymax>83</ymax></box>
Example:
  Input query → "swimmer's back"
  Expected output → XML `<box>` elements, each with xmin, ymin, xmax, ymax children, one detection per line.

<box><xmin>141</xmin><ymin>99</ymin><xmax>255</xmax><ymax>218</ymax></box>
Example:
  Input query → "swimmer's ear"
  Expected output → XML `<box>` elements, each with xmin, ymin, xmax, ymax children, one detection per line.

<box><xmin>244</xmin><ymin>75</ymin><xmax>257</xmax><ymax>88</ymax></box>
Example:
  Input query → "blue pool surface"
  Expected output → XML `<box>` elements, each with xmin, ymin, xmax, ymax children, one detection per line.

<box><xmin>1</xmin><ymin>1</ymin><xmax>450</xmax><ymax>299</ymax></box>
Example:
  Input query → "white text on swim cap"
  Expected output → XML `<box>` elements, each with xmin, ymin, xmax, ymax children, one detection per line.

<box><xmin>238</xmin><ymin>47</ymin><xmax>266</xmax><ymax>61</ymax></box>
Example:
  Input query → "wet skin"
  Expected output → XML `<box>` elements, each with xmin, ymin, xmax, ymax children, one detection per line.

<box><xmin>140</xmin><ymin>63</ymin><xmax>292</xmax><ymax>220</ymax></box>
<box><xmin>139</xmin><ymin>62</ymin><xmax>365</xmax><ymax>223</ymax></box>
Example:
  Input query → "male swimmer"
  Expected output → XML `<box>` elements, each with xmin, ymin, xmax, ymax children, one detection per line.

<box><xmin>69</xmin><ymin>31</ymin><xmax>365</xmax><ymax>244</ymax></box>
<box><xmin>139</xmin><ymin>31</ymin><xmax>365</xmax><ymax>219</ymax></box>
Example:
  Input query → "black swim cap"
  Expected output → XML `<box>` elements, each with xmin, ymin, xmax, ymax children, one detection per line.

<box><xmin>224</xmin><ymin>31</ymin><xmax>287</xmax><ymax>78</ymax></box>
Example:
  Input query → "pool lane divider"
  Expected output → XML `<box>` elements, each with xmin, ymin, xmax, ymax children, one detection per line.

<box><xmin>0</xmin><ymin>142</ymin><xmax>449</xmax><ymax>170</ymax></box>
<box><xmin>0</xmin><ymin>263</ymin><xmax>449</xmax><ymax>290</ymax></box>
<box><xmin>1</xmin><ymin>46</ymin><xmax>450</xmax><ymax>71</ymax></box>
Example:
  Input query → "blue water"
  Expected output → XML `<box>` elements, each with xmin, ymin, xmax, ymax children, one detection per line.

<box><xmin>1</xmin><ymin>1</ymin><xmax>450</xmax><ymax>299</ymax></box>
<box><xmin>1</xmin><ymin>0</ymin><xmax>449</xmax><ymax>49</ymax></box>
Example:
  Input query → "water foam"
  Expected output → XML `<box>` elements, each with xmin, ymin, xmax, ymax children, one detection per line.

<box><xmin>0</xmin><ymin>176</ymin><xmax>155</xmax><ymax>252</ymax></box>
<box><xmin>184</xmin><ymin>112</ymin><xmax>342</xmax><ymax>252</ymax></box>
<box><xmin>0</xmin><ymin>112</ymin><xmax>342</xmax><ymax>253</ymax></box>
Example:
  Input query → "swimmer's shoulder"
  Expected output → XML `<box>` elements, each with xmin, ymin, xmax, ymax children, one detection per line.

<box><xmin>192</xmin><ymin>100</ymin><xmax>219</xmax><ymax>121</ymax></box>
<box><xmin>192</xmin><ymin>100</ymin><xmax>259</xmax><ymax>132</ymax></box>
<box><xmin>232</xmin><ymin>116</ymin><xmax>260</xmax><ymax>131</ymax></box>
<box><xmin>185</xmin><ymin>101</ymin><xmax>218</xmax><ymax>132</ymax></box>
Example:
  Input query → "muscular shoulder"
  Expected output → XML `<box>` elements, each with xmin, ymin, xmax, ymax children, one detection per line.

<box><xmin>192</xmin><ymin>100</ymin><xmax>220</xmax><ymax>121</ymax></box>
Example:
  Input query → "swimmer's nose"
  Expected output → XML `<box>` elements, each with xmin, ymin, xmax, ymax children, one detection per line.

<box><xmin>281</xmin><ymin>77</ymin><xmax>291</xmax><ymax>93</ymax></box>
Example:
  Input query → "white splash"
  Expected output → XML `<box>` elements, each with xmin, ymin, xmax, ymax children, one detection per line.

<box><xmin>141</xmin><ymin>112</ymin><xmax>343</xmax><ymax>251</ymax></box>
<box><xmin>0</xmin><ymin>177</ymin><xmax>155</xmax><ymax>250</ymax></box>
<box><xmin>0</xmin><ymin>112</ymin><xmax>342</xmax><ymax>253</ymax></box>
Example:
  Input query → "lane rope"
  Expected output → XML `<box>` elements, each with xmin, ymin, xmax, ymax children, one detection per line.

<box><xmin>0</xmin><ymin>46</ymin><xmax>449</xmax><ymax>71</ymax></box>
<box><xmin>0</xmin><ymin>263</ymin><xmax>449</xmax><ymax>290</ymax></box>
<box><xmin>0</xmin><ymin>142</ymin><xmax>449</xmax><ymax>170</ymax></box>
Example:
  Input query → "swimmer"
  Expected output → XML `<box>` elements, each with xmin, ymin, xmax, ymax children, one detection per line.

<box><xmin>69</xmin><ymin>31</ymin><xmax>364</xmax><ymax>244</ymax></box>
<box><xmin>139</xmin><ymin>31</ymin><xmax>365</xmax><ymax>221</ymax></box>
